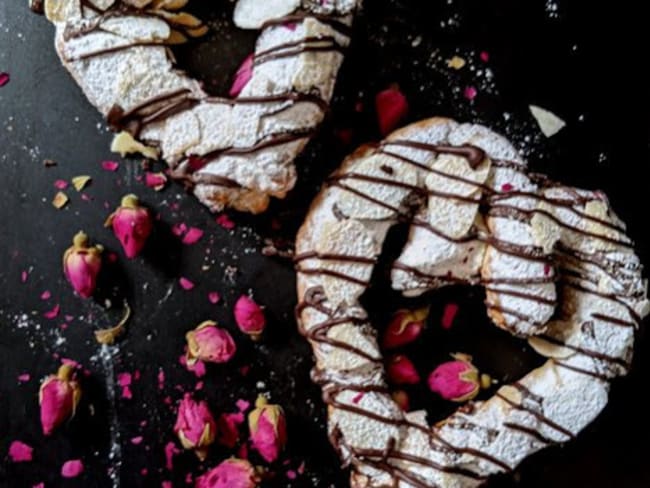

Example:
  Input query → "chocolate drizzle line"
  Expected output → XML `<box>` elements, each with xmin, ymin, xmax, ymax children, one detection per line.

<box><xmin>296</xmin><ymin>132</ymin><xmax>644</xmax><ymax>484</ymax></box>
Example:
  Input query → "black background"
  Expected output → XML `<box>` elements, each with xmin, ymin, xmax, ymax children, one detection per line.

<box><xmin>1</xmin><ymin>1</ymin><xmax>649</xmax><ymax>487</ymax></box>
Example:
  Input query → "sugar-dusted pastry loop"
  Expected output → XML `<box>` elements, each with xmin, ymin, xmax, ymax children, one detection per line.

<box><xmin>295</xmin><ymin>117</ymin><xmax>649</xmax><ymax>487</ymax></box>
<box><xmin>41</xmin><ymin>0</ymin><xmax>360</xmax><ymax>213</ymax></box>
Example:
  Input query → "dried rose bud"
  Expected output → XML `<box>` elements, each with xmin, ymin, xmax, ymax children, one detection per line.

<box><xmin>174</xmin><ymin>393</ymin><xmax>216</xmax><ymax>461</ymax></box>
<box><xmin>386</xmin><ymin>355</ymin><xmax>420</xmax><ymax>385</ymax></box>
<box><xmin>234</xmin><ymin>296</ymin><xmax>266</xmax><ymax>340</ymax></box>
<box><xmin>427</xmin><ymin>354</ymin><xmax>491</xmax><ymax>402</ymax></box>
<box><xmin>381</xmin><ymin>307</ymin><xmax>429</xmax><ymax>350</ymax></box>
<box><xmin>391</xmin><ymin>390</ymin><xmax>410</xmax><ymax>412</ymax></box>
<box><xmin>248</xmin><ymin>395</ymin><xmax>287</xmax><ymax>463</ymax></box>
<box><xmin>196</xmin><ymin>458</ymin><xmax>258</xmax><ymax>488</ymax></box>
<box><xmin>39</xmin><ymin>364</ymin><xmax>81</xmax><ymax>436</ymax></box>
<box><xmin>375</xmin><ymin>84</ymin><xmax>409</xmax><ymax>136</ymax></box>
<box><xmin>105</xmin><ymin>194</ymin><xmax>153</xmax><ymax>259</ymax></box>
<box><xmin>186</xmin><ymin>321</ymin><xmax>236</xmax><ymax>365</ymax></box>
<box><xmin>63</xmin><ymin>231</ymin><xmax>102</xmax><ymax>298</ymax></box>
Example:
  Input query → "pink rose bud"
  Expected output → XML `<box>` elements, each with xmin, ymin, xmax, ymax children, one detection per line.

<box><xmin>63</xmin><ymin>231</ymin><xmax>102</xmax><ymax>298</ymax></box>
<box><xmin>174</xmin><ymin>393</ymin><xmax>216</xmax><ymax>460</ymax></box>
<box><xmin>229</xmin><ymin>53</ymin><xmax>254</xmax><ymax>97</ymax></box>
<box><xmin>428</xmin><ymin>354</ymin><xmax>491</xmax><ymax>402</ymax></box>
<box><xmin>39</xmin><ymin>363</ymin><xmax>82</xmax><ymax>436</ymax></box>
<box><xmin>386</xmin><ymin>355</ymin><xmax>420</xmax><ymax>385</ymax></box>
<box><xmin>186</xmin><ymin>320</ymin><xmax>236</xmax><ymax>365</ymax></box>
<box><xmin>391</xmin><ymin>390</ymin><xmax>410</xmax><ymax>412</ymax></box>
<box><xmin>248</xmin><ymin>395</ymin><xmax>287</xmax><ymax>463</ymax></box>
<box><xmin>381</xmin><ymin>307</ymin><xmax>428</xmax><ymax>350</ymax></box>
<box><xmin>234</xmin><ymin>296</ymin><xmax>266</xmax><ymax>340</ymax></box>
<box><xmin>196</xmin><ymin>458</ymin><xmax>258</xmax><ymax>488</ymax></box>
<box><xmin>375</xmin><ymin>84</ymin><xmax>409</xmax><ymax>136</ymax></box>
<box><xmin>105</xmin><ymin>194</ymin><xmax>153</xmax><ymax>259</ymax></box>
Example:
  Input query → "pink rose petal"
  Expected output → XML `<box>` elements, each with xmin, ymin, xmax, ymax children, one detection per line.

<box><xmin>441</xmin><ymin>303</ymin><xmax>459</xmax><ymax>330</ymax></box>
<box><xmin>182</xmin><ymin>227</ymin><xmax>204</xmax><ymax>245</ymax></box>
<box><xmin>375</xmin><ymin>86</ymin><xmax>409</xmax><ymax>136</ymax></box>
<box><xmin>144</xmin><ymin>172</ymin><xmax>167</xmax><ymax>191</ymax></box>
<box><xmin>101</xmin><ymin>160</ymin><xmax>119</xmax><ymax>172</ymax></box>
<box><xmin>236</xmin><ymin>399</ymin><xmax>250</xmax><ymax>412</ymax></box>
<box><xmin>33</xmin><ymin>484</ymin><xmax>44</xmax><ymax>488</ymax></box>
<box><xmin>287</xmin><ymin>470</ymin><xmax>297</xmax><ymax>480</ymax></box>
<box><xmin>164</xmin><ymin>441</ymin><xmax>179</xmax><ymax>471</ymax></box>
<box><xmin>480</xmin><ymin>51</ymin><xmax>490</xmax><ymax>62</ymax></box>
<box><xmin>179</xmin><ymin>277</ymin><xmax>195</xmax><ymax>290</ymax></box>
<box><xmin>0</xmin><ymin>72</ymin><xmax>9</xmax><ymax>87</ymax></box>
<box><xmin>208</xmin><ymin>291</ymin><xmax>221</xmax><ymax>304</ymax></box>
<box><xmin>54</xmin><ymin>179</ymin><xmax>69</xmax><ymax>190</ymax></box>
<box><xmin>61</xmin><ymin>459</ymin><xmax>84</xmax><ymax>478</ymax></box>
<box><xmin>9</xmin><ymin>440</ymin><xmax>33</xmax><ymax>462</ymax></box>
<box><xmin>171</xmin><ymin>222</ymin><xmax>188</xmax><ymax>237</ymax></box>
<box><xmin>40</xmin><ymin>290</ymin><xmax>51</xmax><ymax>300</ymax></box>
<box><xmin>229</xmin><ymin>53</ymin><xmax>254</xmax><ymax>97</ymax></box>
<box><xmin>162</xmin><ymin>482</ymin><xmax>172</xmax><ymax>488</ymax></box>
<box><xmin>18</xmin><ymin>373</ymin><xmax>31</xmax><ymax>383</ymax></box>
<box><xmin>131</xmin><ymin>436</ymin><xmax>144</xmax><ymax>445</ymax></box>
<box><xmin>158</xmin><ymin>370</ymin><xmax>165</xmax><ymax>390</ymax></box>
<box><xmin>21</xmin><ymin>270</ymin><xmax>29</xmax><ymax>283</ymax></box>
<box><xmin>463</xmin><ymin>86</ymin><xmax>477</xmax><ymax>100</ymax></box>
<box><xmin>215</xmin><ymin>213</ymin><xmax>235</xmax><ymax>230</ymax></box>
<box><xmin>44</xmin><ymin>304</ymin><xmax>60</xmax><ymax>319</ymax></box>
<box><xmin>179</xmin><ymin>354</ymin><xmax>206</xmax><ymax>378</ymax></box>
<box><xmin>500</xmin><ymin>183</ymin><xmax>514</xmax><ymax>192</ymax></box>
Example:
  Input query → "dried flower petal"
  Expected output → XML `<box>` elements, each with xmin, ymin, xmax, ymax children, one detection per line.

<box><xmin>229</xmin><ymin>53</ymin><xmax>254</xmax><ymax>97</ymax></box>
<box><xmin>9</xmin><ymin>440</ymin><xmax>33</xmax><ymax>462</ymax></box>
<box><xmin>145</xmin><ymin>171</ymin><xmax>168</xmax><ymax>191</ymax></box>
<box><xmin>529</xmin><ymin>105</ymin><xmax>566</xmax><ymax>137</ymax></box>
<box><xmin>182</xmin><ymin>227</ymin><xmax>204</xmax><ymax>245</ymax></box>
<box><xmin>447</xmin><ymin>55</ymin><xmax>466</xmax><ymax>69</ymax></box>
<box><xmin>101</xmin><ymin>160</ymin><xmax>120</xmax><ymax>172</ymax></box>
<box><xmin>208</xmin><ymin>291</ymin><xmax>221</xmax><ymax>304</ymax></box>
<box><xmin>0</xmin><ymin>72</ymin><xmax>10</xmax><ymax>87</ymax></box>
<box><xmin>375</xmin><ymin>85</ymin><xmax>409</xmax><ymax>136</ymax></box>
<box><xmin>463</xmin><ymin>86</ymin><xmax>477</xmax><ymax>100</ymax></box>
<box><xmin>61</xmin><ymin>459</ymin><xmax>84</xmax><ymax>478</ymax></box>
<box><xmin>52</xmin><ymin>191</ymin><xmax>69</xmax><ymax>209</ymax></box>
<box><xmin>215</xmin><ymin>213</ymin><xmax>235</xmax><ymax>230</ymax></box>
<box><xmin>179</xmin><ymin>277</ymin><xmax>195</xmax><ymax>290</ymax></box>
<box><xmin>441</xmin><ymin>303</ymin><xmax>459</xmax><ymax>330</ymax></box>
<box><xmin>54</xmin><ymin>179</ymin><xmax>69</xmax><ymax>190</ymax></box>
<box><xmin>72</xmin><ymin>175</ymin><xmax>91</xmax><ymax>191</ymax></box>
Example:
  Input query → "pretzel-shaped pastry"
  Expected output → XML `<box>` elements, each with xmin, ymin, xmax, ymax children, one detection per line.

<box><xmin>295</xmin><ymin>117</ymin><xmax>649</xmax><ymax>487</ymax></box>
<box><xmin>40</xmin><ymin>0</ymin><xmax>359</xmax><ymax>213</ymax></box>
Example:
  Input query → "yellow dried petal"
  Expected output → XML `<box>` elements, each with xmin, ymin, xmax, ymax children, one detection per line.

<box><xmin>111</xmin><ymin>131</ymin><xmax>160</xmax><ymax>160</ymax></box>
<box><xmin>447</xmin><ymin>56</ymin><xmax>466</xmax><ymax>70</ymax></box>
<box><xmin>72</xmin><ymin>175</ymin><xmax>91</xmax><ymax>191</ymax></box>
<box><xmin>52</xmin><ymin>191</ymin><xmax>69</xmax><ymax>209</ymax></box>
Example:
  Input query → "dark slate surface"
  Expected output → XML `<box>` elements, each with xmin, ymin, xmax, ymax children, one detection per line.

<box><xmin>1</xmin><ymin>1</ymin><xmax>648</xmax><ymax>487</ymax></box>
